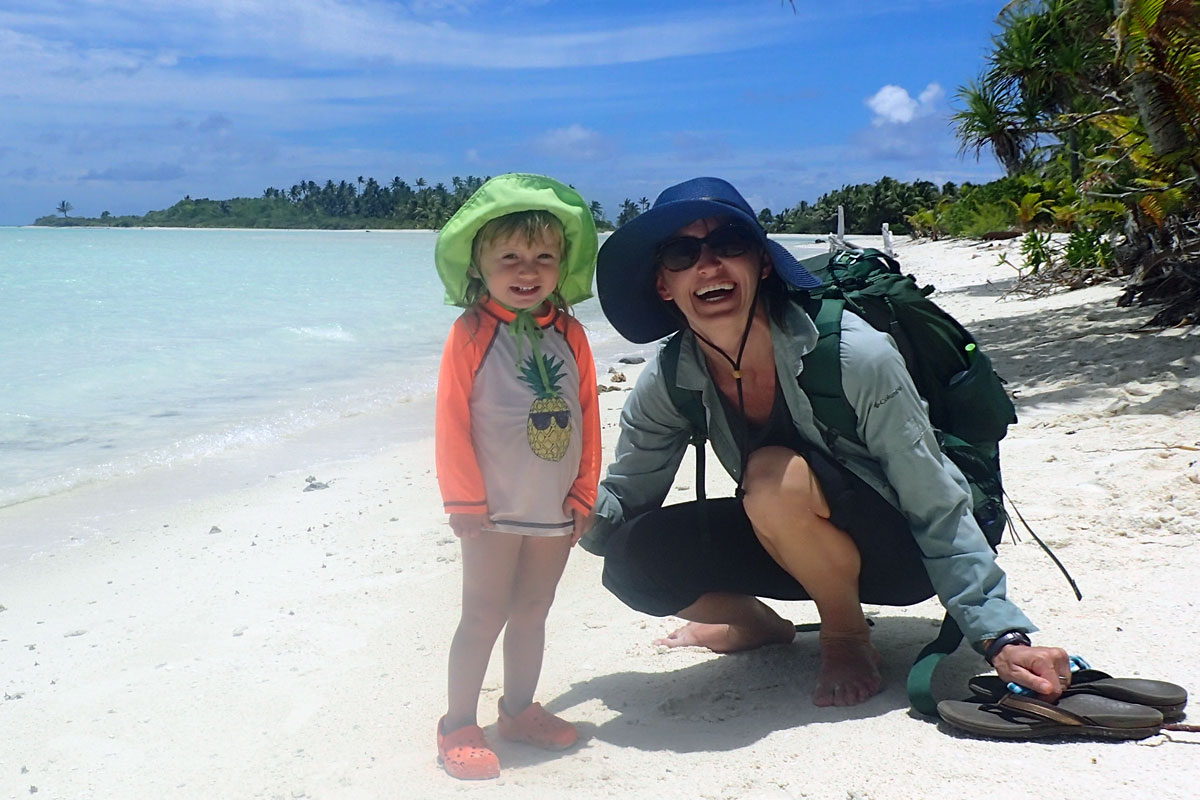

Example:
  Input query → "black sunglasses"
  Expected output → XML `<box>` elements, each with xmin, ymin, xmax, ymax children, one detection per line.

<box><xmin>530</xmin><ymin>410</ymin><xmax>571</xmax><ymax>430</ymax></box>
<box><xmin>654</xmin><ymin>223</ymin><xmax>759</xmax><ymax>272</ymax></box>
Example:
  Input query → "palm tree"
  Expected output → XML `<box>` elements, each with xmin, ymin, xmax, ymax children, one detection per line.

<box><xmin>995</xmin><ymin>1</ymin><xmax>1115</xmax><ymax>179</ymax></box>
<box><xmin>953</xmin><ymin>79</ymin><xmax>1031</xmax><ymax>175</ymax></box>
<box><xmin>616</xmin><ymin>199</ymin><xmax>641</xmax><ymax>226</ymax></box>
<box><xmin>588</xmin><ymin>200</ymin><xmax>607</xmax><ymax>227</ymax></box>
<box><xmin>1111</xmin><ymin>0</ymin><xmax>1199</xmax><ymax>168</ymax></box>
<box><xmin>56</xmin><ymin>201</ymin><xmax>73</xmax><ymax>217</ymax></box>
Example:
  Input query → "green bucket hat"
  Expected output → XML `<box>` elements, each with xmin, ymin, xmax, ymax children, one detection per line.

<box><xmin>434</xmin><ymin>173</ymin><xmax>598</xmax><ymax>308</ymax></box>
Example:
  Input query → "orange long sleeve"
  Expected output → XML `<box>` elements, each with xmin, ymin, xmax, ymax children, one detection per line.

<box><xmin>434</xmin><ymin>312</ymin><xmax>490</xmax><ymax>515</ymax></box>
<box><xmin>564</xmin><ymin>318</ymin><xmax>600</xmax><ymax>517</ymax></box>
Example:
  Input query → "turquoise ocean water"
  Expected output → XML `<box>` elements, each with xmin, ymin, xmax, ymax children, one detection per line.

<box><xmin>1</xmin><ymin>227</ymin><xmax>823</xmax><ymax>516</ymax></box>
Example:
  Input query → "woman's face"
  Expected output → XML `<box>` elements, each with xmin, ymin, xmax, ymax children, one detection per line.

<box><xmin>654</xmin><ymin>215</ymin><xmax>768</xmax><ymax>334</ymax></box>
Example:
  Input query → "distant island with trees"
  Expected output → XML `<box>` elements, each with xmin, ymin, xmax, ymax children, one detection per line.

<box><xmin>35</xmin><ymin>172</ymin><xmax>998</xmax><ymax>237</ymax></box>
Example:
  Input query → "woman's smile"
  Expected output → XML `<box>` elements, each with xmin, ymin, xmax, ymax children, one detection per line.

<box><xmin>695</xmin><ymin>281</ymin><xmax>736</xmax><ymax>302</ymax></box>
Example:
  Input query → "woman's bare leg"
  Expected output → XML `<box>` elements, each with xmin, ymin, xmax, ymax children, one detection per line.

<box><xmin>444</xmin><ymin>531</ymin><xmax>522</xmax><ymax>732</ymax></box>
<box><xmin>741</xmin><ymin>446</ymin><xmax>882</xmax><ymax>707</ymax></box>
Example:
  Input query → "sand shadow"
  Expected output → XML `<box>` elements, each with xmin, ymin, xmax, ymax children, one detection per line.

<box><xmin>937</xmin><ymin>275</ymin><xmax>1020</xmax><ymax>298</ymax></box>
<box><xmin>499</xmin><ymin>615</ymin><xmax>986</xmax><ymax>762</ymax></box>
<box><xmin>956</xmin><ymin>294</ymin><xmax>1198</xmax><ymax>414</ymax></box>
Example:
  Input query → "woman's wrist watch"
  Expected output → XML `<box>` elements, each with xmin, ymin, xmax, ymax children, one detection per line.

<box><xmin>984</xmin><ymin>630</ymin><xmax>1032</xmax><ymax>666</ymax></box>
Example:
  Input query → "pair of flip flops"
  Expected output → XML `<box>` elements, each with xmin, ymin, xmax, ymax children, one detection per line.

<box><xmin>938</xmin><ymin>663</ymin><xmax>1189</xmax><ymax>741</ymax></box>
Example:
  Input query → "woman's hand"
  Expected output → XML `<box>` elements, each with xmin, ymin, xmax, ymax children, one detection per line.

<box><xmin>448</xmin><ymin>512</ymin><xmax>489</xmax><ymax>539</ymax></box>
<box><xmin>991</xmin><ymin>643</ymin><xmax>1073</xmax><ymax>700</ymax></box>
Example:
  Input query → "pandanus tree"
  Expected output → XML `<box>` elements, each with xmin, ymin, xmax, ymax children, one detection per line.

<box><xmin>954</xmin><ymin>0</ymin><xmax>1114</xmax><ymax>178</ymax></box>
<box><xmin>956</xmin><ymin>0</ymin><xmax>1198</xmax><ymax>185</ymax></box>
<box><xmin>949</xmin><ymin>0</ymin><xmax>1200</xmax><ymax>322</ymax></box>
<box><xmin>953</xmin><ymin>79</ymin><xmax>1031</xmax><ymax>176</ymax></box>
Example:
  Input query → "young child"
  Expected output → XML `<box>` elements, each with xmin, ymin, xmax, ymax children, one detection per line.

<box><xmin>432</xmin><ymin>173</ymin><xmax>600</xmax><ymax>780</ymax></box>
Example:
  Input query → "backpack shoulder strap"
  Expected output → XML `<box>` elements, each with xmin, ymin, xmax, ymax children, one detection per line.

<box><xmin>853</xmin><ymin>247</ymin><xmax>903</xmax><ymax>274</ymax></box>
<box><xmin>797</xmin><ymin>298</ymin><xmax>861</xmax><ymax>447</ymax></box>
<box><xmin>660</xmin><ymin>330</ymin><xmax>708</xmax><ymax>500</ymax></box>
<box><xmin>660</xmin><ymin>331</ymin><xmax>707</xmax><ymax>439</ymax></box>
<box><xmin>906</xmin><ymin>615</ymin><xmax>965</xmax><ymax>716</ymax></box>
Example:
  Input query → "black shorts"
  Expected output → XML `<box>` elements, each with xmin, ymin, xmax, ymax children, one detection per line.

<box><xmin>601</xmin><ymin>449</ymin><xmax>935</xmax><ymax>617</ymax></box>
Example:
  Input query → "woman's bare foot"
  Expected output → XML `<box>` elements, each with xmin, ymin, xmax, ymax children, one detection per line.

<box><xmin>654</xmin><ymin>615</ymin><xmax>795</xmax><ymax>654</ymax></box>
<box><xmin>811</xmin><ymin>632</ymin><xmax>883</xmax><ymax>707</ymax></box>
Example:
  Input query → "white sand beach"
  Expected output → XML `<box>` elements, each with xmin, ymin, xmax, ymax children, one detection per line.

<box><xmin>2</xmin><ymin>236</ymin><xmax>1198</xmax><ymax>799</ymax></box>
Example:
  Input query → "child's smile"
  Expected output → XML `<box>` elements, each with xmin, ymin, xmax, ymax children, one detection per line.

<box><xmin>476</xmin><ymin>231</ymin><xmax>564</xmax><ymax>311</ymax></box>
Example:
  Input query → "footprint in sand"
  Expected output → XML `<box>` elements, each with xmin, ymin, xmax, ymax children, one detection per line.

<box><xmin>657</xmin><ymin>689</ymin><xmax>743</xmax><ymax>722</ymax></box>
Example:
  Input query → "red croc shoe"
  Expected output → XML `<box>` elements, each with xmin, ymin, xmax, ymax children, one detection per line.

<box><xmin>496</xmin><ymin>698</ymin><xmax>578</xmax><ymax>750</ymax></box>
<box><xmin>437</xmin><ymin>717</ymin><xmax>500</xmax><ymax>780</ymax></box>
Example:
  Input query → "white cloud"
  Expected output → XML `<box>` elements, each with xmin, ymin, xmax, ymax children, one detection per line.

<box><xmin>1</xmin><ymin>1</ymin><xmax>789</xmax><ymax>71</ymax></box>
<box><xmin>865</xmin><ymin>83</ymin><xmax>944</xmax><ymax>126</ymax></box>
<box><xmin>533</xmin><ymin>124</ymin><xmax>613</xmax><ymax>161</ymax></box>
<box><xmin>918</xmin><ymin>83</ymin><xmax>945</xmax><ymax>107</ymax></box>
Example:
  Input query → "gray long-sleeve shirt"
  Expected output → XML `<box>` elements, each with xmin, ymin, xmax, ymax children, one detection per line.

<box><xmin>582</xmin><ymin>299</ymin><xmax>1034</xmax><ymax>645</ymax></box>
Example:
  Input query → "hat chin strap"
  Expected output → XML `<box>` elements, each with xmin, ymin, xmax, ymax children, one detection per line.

<box><xmin>688</xmin><ymin>277</ymin><xmax>764</xmax><ymax>496</ymax></box>
<box><xmin>494</xmin><ymin>296</ymin><xmax>553</xmax><ymax>388</ymax></box>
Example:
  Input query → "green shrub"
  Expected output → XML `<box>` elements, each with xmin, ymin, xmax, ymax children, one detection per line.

<box><xmin>960</xmin><ymin>203</ymin><xmax>1016</xmax><ymax>238</ymax></box>
<box><xmin>1019</xmin><ymin>231</ymin><xmax>1054</xmax><ymax>274</ymax></box>
<box><xmin>1064</xmin><ymin>229</ymin><xmax>1115</xmax><ymax>275</ymax></box>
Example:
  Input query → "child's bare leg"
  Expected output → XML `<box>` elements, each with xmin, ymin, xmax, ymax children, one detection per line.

<box><xmin>500</xmin><ymin>534</ymin><xmax>572</xmax><ymax>713</ymax></box>
<box><xmin>445</xmin><ymin>531</ymin><xmax>522</xmax><ymax>732</ymax></box>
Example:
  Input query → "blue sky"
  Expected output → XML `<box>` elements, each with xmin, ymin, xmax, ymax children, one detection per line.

<box><xmin>0</xmin><ymin>0</ymin><xmax>1011</xmax><ymax>226</ymax></box>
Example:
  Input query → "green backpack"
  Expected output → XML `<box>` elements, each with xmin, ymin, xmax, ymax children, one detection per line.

<box><xmin>799</xmin><ymin>248</ymin><xmax>1018</xmax><ymax>545</ymax></box>
<box><xmin>659</xmin><ymin>247</ymin><xmax>1021</xmax><ymax>714</ymax></box>
<box><xmin>663</xmin><ymin>248</ymin><xmax>1017</xmax><ymax>544</ymax></box>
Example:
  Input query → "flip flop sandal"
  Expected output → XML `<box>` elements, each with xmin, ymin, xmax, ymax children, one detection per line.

<box><xmin>497</xmin><ymin>698</ymin><xmax>578</xmax><ymax>750</ymax></box>
<box><xmin>937</xmin><ymin>693</ymin><xmax>1163</xmax><ymax>741</ymax></box>
<box><xmin>437</xmin><ymin>717</ymin><xmax>500</xmax><ymax>780</ymax></box>
<box><xmin>968</xmin><ymin>671</ymin><xmax>1188</xmax><ymax>720</ymax></box>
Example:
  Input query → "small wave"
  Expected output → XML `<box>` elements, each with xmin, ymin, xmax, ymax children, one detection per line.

<box><xmin>287</xmin><ymin>325</ymin><xmax>356</xmax><ymax>342</ymax></box>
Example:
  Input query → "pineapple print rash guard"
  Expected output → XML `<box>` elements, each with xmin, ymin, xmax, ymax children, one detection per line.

<box><xmin>435</xmin><ymin>297</ymin><xmax>601</xmax><ymax>536</ymax></box>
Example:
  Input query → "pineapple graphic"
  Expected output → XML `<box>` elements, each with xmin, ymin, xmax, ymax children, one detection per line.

<box><xmin>520</xmin><ymin>354</ymin><xmax>572</xmax><ymax>461</ymax></box>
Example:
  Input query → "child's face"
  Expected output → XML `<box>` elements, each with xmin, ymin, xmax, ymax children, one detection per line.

<box><xmin>475</xmin><ymin>229</ymin><xmax>563</xmax><ymax>310</ymax></box>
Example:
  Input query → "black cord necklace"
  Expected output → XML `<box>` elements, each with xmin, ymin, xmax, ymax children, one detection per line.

<box><xmin>689</xmin><ymin>278</ymin><xmax>764</xmax><ymax>496</ymax></box>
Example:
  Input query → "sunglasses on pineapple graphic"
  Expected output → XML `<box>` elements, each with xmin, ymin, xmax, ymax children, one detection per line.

<box><xmin>520</xmin><ymin>353</ymin><xmax>572</xmax><ymax>462</ymax></box>
<box><xmin>530</xmin><ymin>410</ymin><xmax>570</xmax><ymax>430</ymax></box>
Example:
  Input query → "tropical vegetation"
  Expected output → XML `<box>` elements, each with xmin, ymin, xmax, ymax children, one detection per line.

<box><xmin>760</xmin><ymin>178</ymin><xmax>950</xmax><ymax>235</ymax></box>
<box><xmin>612</xmin><ymin>178</ymin><xmax>960</xmax><ymax>236</ymax></box>
<box><xmin>922</xmin><ymin>0</ymin><xmax>1200</xmax><ymax>325</ymax></box>
<box><xmin>34</xmin><ymin>177</ymin><xmax>617</xmax><ymax>231</ymax></box>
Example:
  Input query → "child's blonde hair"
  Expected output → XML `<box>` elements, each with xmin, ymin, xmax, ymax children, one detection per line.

<box><xmin>464</xmin><ymin>211</ymin><xmax>567</xmax><ymax>309</ymax></box>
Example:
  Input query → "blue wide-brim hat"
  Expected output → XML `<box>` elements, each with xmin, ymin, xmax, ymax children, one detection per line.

<box><xmin>597</xmin><ymin>177</ymin><xmax>823</xmax><ymax>344</ymax></box>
